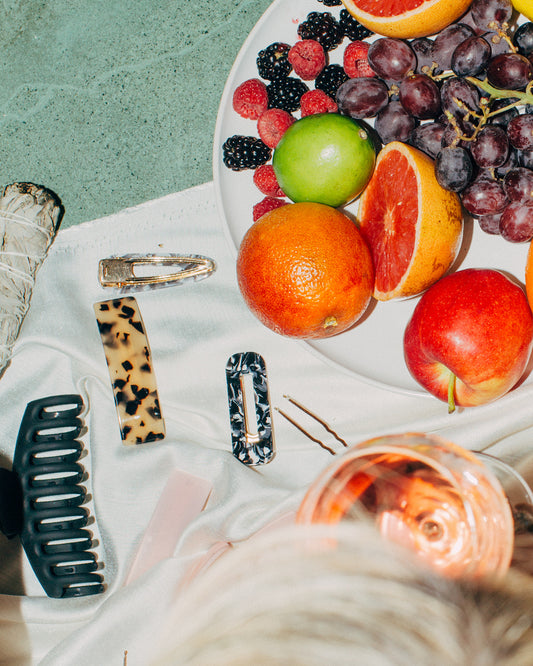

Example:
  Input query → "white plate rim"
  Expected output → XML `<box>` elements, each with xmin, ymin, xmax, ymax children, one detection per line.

<box><xmin>212</xmin><ymin>0</ymin><xmax>531</xmax><ymax>398</ymax></box>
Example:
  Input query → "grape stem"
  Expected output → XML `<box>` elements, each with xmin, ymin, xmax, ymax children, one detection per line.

<box><xmin>448</xmin><ymin>373</ymin><xmax>456</xmax><ymax>414</ymax></box>
<box><xmin>465</xmin><ymin>78</ymin><xmax>533</xmax><ymax>107</ymax></box>
<box><xmin>445</xmin><ymin>80</ymin><xmax>533</xmax><ymax>145</ymax></box>
<box><xmin>487</xmin><ymin>21</ymin><xmax>516</xmax><ymax>54</ymax></box>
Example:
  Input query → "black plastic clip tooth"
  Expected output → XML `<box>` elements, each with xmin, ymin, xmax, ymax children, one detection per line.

<box><xmin>0</xmin><ymin>394</ymin><xmax>105</xmax><ymax>599</ymax></box>
<box><xmin>33</xmin><ymin>505</ymin><xmax>90</xmax><ymax>533</ymax></box>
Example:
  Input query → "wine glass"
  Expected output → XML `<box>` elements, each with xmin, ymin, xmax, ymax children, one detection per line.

<box><xmin>297</xmin><ymin>432</ymin><xmax>515</xmax><ymax>579</ymax></box>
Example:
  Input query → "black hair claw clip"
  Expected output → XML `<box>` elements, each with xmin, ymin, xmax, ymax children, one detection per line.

<box><xmin>0</xmin><ymin>395</ymin><xmax>105</xmax><ymax>598</ymax></box>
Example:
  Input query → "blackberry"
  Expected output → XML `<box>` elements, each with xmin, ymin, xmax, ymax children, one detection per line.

<box><xmin>256</xmin><ymin>42</ymin><xmax>292</xmax><ymax>81</ymax></box>
<box><xmin>315</xmin><ymin>64</ymin><xmax>349</xmax><ymax>100</ymax></box>
<box><xmin>317</xmin><ymin>0</ymin><xmax>342</xmax><ymax>5</ymax></box>
<box><xmin>222</xmin><ymin>135</ymin><xmax>271</xmax><ymax>171</ymax></box>
<box><xmin>267</xmin><ymin>77</ymin><xmax>309</xmax><ymax>113</ymax></box>
<box><xmin>297</xmin><ymin>12</ymin><xmax>344</xmax><ymax>52</ymax></box>
<box><xmin>339</xmin><ymin>9</ymin><xmax>374</xmax><ymax>41</ymax></box>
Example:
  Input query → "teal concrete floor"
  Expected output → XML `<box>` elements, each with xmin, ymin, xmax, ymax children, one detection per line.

<box><xmin>0</xmin><ymin>0</ymin><xmax>272</xmax><ymax>228</ymax></box>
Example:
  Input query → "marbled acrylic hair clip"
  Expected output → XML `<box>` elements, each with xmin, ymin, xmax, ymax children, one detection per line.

<box><xmin>226</xmin><ymin>352</ymin><xmax>274</xmax><ymax>466</ymax></box>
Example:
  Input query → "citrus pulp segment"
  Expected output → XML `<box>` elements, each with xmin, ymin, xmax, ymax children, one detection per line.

<box><xmin>358</xmin><ymin>141</ymin><xmax>463</xmax><ymax>301</ymax></box>
<box><xmin>340</xmin><ymin>0</ymin><xmax>474</xmax><ymax>38</ymax></box>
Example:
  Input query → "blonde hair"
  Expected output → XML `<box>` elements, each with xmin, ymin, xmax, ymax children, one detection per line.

<box><xmin>150</xmin><ymin>522</ymin><xmax>533</xmax><ymax>666</ymax></box>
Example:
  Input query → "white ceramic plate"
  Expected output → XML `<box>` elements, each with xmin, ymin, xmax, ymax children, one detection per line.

<box><xmin>213</xmin><ymin>0</ymin><xmax>530</xmax><ymax>396</ymax></box>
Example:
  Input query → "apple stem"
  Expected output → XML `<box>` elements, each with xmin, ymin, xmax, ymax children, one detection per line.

<box><xmin>448</xmin><ymin>373</ymin><xmax>456</xmax><ymax>414</ymax></box>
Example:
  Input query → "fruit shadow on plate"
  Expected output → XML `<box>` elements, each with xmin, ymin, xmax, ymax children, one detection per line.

<box><xmin>449</xmin><ymin>213</ymin><xmax>474</xmax><ymax>274</ymax></box>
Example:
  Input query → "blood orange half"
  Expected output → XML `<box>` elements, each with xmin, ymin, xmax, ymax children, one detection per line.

<box><xmin>358</xmin><ymin>141</ymin><xmax>463</xmax><ymax>301</ymax></box>
<box><xmin>341</xmin><ymin>0</ymin><xmax>473</xmax><ymax>38</ymax></box>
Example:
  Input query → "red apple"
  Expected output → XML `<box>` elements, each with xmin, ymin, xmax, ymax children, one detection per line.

<box><xmin>403</xmin><ymin>268</ymin><xmax>533</xmax><ymax>412</ymax></box>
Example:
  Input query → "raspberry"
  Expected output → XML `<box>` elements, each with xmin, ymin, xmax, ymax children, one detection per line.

<box><xmin>257</xmin><ymin>108</ymin><xmax>295</xmax><ymax>148</ymax></box>
<box><xmin>232</xmin><ymin>79</ymin><xmax>269</xmax><ymax>120</ymax></box>
<box><xmin>300</xmin><ymin>89</ymin><xmax>338</xmax><ymax>116</ymax></box>
<box><xmin>253</xmin><ymin>166</ymin><xmax>285</xmax><ymax>198</ymax></box>
<box><xmin>253</xmin><ymin>165</ymin><xmax>285</xmax><ymax>197</ymax></box>
<box><xmin>253</xmin><ymin>196</ymin><xmax>288</xmax><ymax>221</ymax></box>
<box><xmin>288</xmin><ymin>40</ymin><xmax>326</xmax><ymax>80</ymax></box>
<box><xmin>343</xmin><ymin>41</ymin><xmax>375</xmax><ymax>79</ymax></box>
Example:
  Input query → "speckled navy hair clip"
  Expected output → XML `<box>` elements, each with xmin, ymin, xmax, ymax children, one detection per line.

<box><xmin>94</xmin><ymin>296</ymin><xmax>165</xmax><ymax>445</ymax></box>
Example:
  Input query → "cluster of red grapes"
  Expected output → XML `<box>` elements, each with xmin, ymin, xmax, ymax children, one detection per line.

<box><xmin>336</xmin><ymin>0</ymin><xmax>533</xmax><ymax>242</ymax></box>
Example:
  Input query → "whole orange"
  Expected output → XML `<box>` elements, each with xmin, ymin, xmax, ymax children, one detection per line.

<box><xmin>236</xmin><ymin>202</ymin><xmax>374</xmax><ymax>339</ymax></box>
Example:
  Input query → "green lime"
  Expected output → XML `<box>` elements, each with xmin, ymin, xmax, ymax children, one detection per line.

<box><xmin>272</xmin><ymin>113</ymin><xmax>376</xmax><ymax>208</ymax></box>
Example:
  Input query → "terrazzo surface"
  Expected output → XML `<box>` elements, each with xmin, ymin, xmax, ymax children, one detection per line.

<box><xmin>0</xmin><ymin>0</ymin><xmax>272</xmax><ymax>228</ymax></box>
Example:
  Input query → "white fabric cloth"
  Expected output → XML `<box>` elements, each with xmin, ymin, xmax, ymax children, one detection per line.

<box><xmin>0</xmin><ymin>181</ymin><xmax>533</xmax><ymax>664</ymax></box>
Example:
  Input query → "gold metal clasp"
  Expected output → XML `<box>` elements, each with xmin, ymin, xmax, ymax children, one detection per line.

<box><xmin>98</xmin><ymin>254</ymin><xmax>216</xmax><ymax>288</ymax></box>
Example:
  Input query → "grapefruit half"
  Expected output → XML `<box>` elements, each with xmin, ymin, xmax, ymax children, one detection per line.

<box><xmin>341</xmin><ymin>0</ymin><xmax>474</xmax><ymax>38</ymax></box>
<box><xmin>358</xmin><ymin>141</ymin><xmax>463</xmax><ymax>301</ymax></box>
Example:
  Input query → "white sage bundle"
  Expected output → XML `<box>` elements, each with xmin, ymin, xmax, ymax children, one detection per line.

<box><xmin>0</xmin><ymin>182</ymin><xmax>62</xmax><ymax>377</ymax></box>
